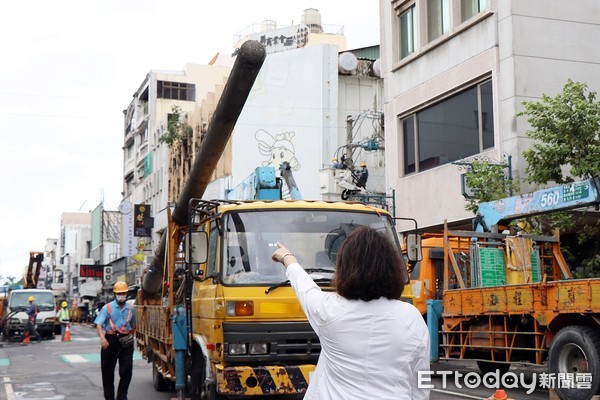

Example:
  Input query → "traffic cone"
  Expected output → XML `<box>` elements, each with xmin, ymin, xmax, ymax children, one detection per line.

<box><xmin>22</xmin><ymin>331</ymin><xmax>31</xmax><ymax>344</ymax></box>
<box><xmin>485</xmin><ymin>389</ymin><xmax>511</xmax><ymax>400</ymax></box>
<box><xmin>64</xmin><ymin>323</ymin><xmax>71</xmax><ymax>342</ymax></box>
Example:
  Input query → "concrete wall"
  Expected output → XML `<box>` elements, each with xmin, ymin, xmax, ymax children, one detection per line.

<box><xmin>231</xmin><ymin>44</ymin><xmax>339</xmax><ymax>200</ymax></box>
<box><xmin>498</xmin><ymin>0</ymin><xmax>600</xmax><ymax>190</ymax></box>
<box><xmin>381</xmin><ymin>0</ymin><xmax>600</xmax><ymax>231</ymax></box>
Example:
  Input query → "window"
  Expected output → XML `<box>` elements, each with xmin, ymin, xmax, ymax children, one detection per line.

<box><xmin>399</xmin><ymin>4</ymin><xmax>417</xmax><ymax>59</ymax></box>
<box><xmin>157</xmin><ymin>81</ymin><xmax>196</xmax><ymax>101</ymax></box>
<box><xmin>402</xmin><ymin>80</ymin><xmax>494</xmax><ymax>174</ymax></box>
<box><xmin>207</xmin><ymin>223</ymin><xmax>218</xmax><ymax>278</ymax></box>
<box><xmin>125</xmin><ymin>174</ymin><xmax>134</xmax><ymax>196</ymax></box>
<box><xmin>461</xmin><ymin>0</ymin><xmax>487</xmax><ymax>22</ymax></box>
<box><xmin>220</xmin><ymin>210</ymin><xmax>399</xmax><ymax>286</ymax></box>
<box><xmin>428</xmin><ymin>0</ymin><xmax>450</xmax><ymax>41</ymax></box>
<box><xmin>125</xmin><ymin>142</ymin><xmax>134</xmax><ymax>160</ymax></box>
<box><xmin>140</xmin><ymin>128</ymin><xmax>148</xmax><ymax>145</ymax></box>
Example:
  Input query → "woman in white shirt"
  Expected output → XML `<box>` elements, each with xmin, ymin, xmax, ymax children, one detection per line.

<box><xmin>271</xmin><ymin>226</ymin><xmax>430</xmax><ymax>400</ymax></box>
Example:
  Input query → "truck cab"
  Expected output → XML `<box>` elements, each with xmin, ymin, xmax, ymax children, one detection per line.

<box><xmin>403</xmin><ymin>235</ymin><xmax>445</xmax><ymax>315</ymax></box>
<box><xmin>3</xmin><ymin>289</ymin><xmax>57</xmax><ymax>340</ymax></box>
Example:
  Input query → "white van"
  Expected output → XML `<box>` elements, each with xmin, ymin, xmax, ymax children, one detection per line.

<box><xmin>4</xmin><ymin>289</ymin><xmax>56</xmax><ymax>340</ymax></box>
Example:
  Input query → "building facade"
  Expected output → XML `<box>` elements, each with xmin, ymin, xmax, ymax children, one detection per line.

<box><xmin>209</xmin><ymin>9</ymin><xmax>386</xmax><ymax>205</ymax></box>
<box><xmin>56</xmin><ymin>212</ymin><xmax>91</xmax><ymax>302</ymax></box>
<box><xmin>121</xmin><ymin>62</ymin><xmax>232</xmax><ymax>283</ymax></box>
<box><xmin>42</xmin><ymin>238</ymin><xmax>58</xmax><ymax>292</ymax></box>
<box><xmin>380</xmin><ymin>0</ymin><xmax>600</xmax><ymax>231</ymax></box>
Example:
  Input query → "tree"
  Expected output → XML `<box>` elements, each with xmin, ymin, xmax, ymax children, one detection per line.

<box><xmin>463</xmin><ymin>160</ymin><xmax>519</xmax><ymax>214</ymax></box>
<box><xmin>518</xmin><ymin>79</ymin><xmax>600</xmax><ymax>185</ymax></box>
<box><xmin>517</xmin><ymin>80</ymin><xmax>600</xmax><ymax>277</ymax></box>
<box><xmin>158</xmin><ymin>105</ymin><xmax>193</xmax><ymax>146</ymax></box>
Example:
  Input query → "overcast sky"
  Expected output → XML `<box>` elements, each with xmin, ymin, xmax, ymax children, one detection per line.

<box><xmin>0</xmin><ymin>1</ymin><xmax>380</xmax><ymax>282</ymax></box>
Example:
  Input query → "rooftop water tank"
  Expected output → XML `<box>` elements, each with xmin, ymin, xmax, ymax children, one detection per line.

<box><xmin>261</xmin><ymin>20</ymin><xmax>276</xmax><ymax>32</ymax></box>
<box><xmin>372</xmin><ymin>59</ymin><xmax>381</xmax><ymax>77</ymax></box>
<box><xmin>338</xmin><ymin>52</ymin><xmax>358</xmax><ymax>75</ymax></box>
<box><xmin>301</xmin><ymin>8</ymin><xmax>323</xmax><ymax>33</ymax></box>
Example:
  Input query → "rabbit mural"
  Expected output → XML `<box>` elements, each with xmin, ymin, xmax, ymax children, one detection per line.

<box><xmin>255</xmin><ymin>129</ymin><xmax>301</xmax><ymax>171</ymax></box>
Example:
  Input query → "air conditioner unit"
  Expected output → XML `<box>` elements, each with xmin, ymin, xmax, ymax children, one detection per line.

<box><xmin>104</xmin><ymin>266</ymin><xmax>113</xmax><ymax>282</ymax></box>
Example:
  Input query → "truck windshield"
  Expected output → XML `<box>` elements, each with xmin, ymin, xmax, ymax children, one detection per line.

<box><xmin>9</xmin><ymin>291</ymin><xmax>55</xmax><ymax>311</ymax></box>
<box><xmin>221</xmin><ymin>210</ymin><xmax>400</xmax><ymax>285</ymax></box>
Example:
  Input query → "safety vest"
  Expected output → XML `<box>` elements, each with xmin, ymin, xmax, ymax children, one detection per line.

<box><xmin>58</xmin><ymin>308</ymin><xmax>69</xmax><ymax>322</ymax></box>
<box><xmin>106</xmin><ymin>303</ymin><xmax>133</xmax><ymax>334</ymax></box>
<box><xmin>28</xmin><ymin>305</ymin><xmax>38</xmax><ymax>322</ymax></box>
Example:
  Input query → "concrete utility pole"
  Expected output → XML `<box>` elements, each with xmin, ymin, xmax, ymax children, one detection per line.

<box><xmin>346</xmin><ymin>115</ymin><xmax>354</xmax><ymax>164</ymax></box>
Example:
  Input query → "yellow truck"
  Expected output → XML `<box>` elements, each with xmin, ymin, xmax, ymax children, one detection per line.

<box><xmin>136</xmin><ymin>200</ymin><xmax>401</xmax><ymax>399</ymax></box>
<box><xmin>134</xmin><ymin>39</ymin><xmax>413</xmax><ymax>399</ymax></box>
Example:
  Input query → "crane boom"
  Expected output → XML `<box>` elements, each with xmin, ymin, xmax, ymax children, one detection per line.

<box><xmin>142</xmin><ymin>40</ymin><xmax>266</xmax><ymax>295</ymax></box>
<box><xmin>24</xmin><ymin>251</ymin><xmax>44</xmax><ymax>289</ymax></box>
<box><xmin>475</xmin><ymin>176</ymin><xmax>600</xmax><ymax>231</ymax></box>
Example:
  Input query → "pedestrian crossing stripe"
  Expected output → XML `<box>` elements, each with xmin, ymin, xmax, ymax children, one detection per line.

<box><xmin>60</xmin><ymin>352</ymin><xmax>142</xmax><ymax>364</ymax></box>
<box><xmin>0</xmin><ymin>358</ymin><xmax>8</xmax><ymax>366</ymax></box>
<box><xmin>51</xmin><ymin>337</ymin><xmax>99</xmax><ymax>342</ymax></box>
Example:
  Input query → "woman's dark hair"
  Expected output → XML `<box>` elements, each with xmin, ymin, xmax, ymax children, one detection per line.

<box><xmin>334</xmin><ymin>226</ymin><xmax>406</xmax><ymax>301</ymax></box>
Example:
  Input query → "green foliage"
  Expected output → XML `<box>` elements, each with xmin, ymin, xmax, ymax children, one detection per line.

<box><xmin>464</xmin><ymin>161</ymin><xmax>519</xmax><ymax>214</ymax></box>
<box><xmin>517</xmin><ymin>79</ymin><xmax>600</xmax><ymax>185</ymax></box>
<box><xmin>158</xmin><ymin>105</ymin><xmax>193</xmax><ymax>146</ymax></box>
<box><xmin>518</xmin><ymin>79</ymin><xmax>600</xmax><ymax>277</ymax></box>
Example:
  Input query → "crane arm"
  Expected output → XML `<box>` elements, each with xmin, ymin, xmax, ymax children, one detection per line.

<box><xmin>475</xmin><ymin>177</ymin><xmax>600</xmax><ymax>231</ymax></box>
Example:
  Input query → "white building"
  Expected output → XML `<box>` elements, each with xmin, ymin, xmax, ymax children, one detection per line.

<box><xmin>57</xmin><ymin>212</ymin><xmax>91</xmax><ymax>301</ymax></box>
<box><xmin>121</xmin><ymin>62</ymin><xmax>231</xmax><ymax>278</ymax></box>
<box><xmin>211</xmin><ymin>9</ymin><xmax>386</xmax><ymax>204</ymax></box>
<box><xmin>380</xmin><ymin>0</ymin><xmax>600</xmax><ymax>231</ymax></box>
<box><xmin>42</xmin><ymin>238</ymin><xmax>58</xmax><ymax>292</ymax></box>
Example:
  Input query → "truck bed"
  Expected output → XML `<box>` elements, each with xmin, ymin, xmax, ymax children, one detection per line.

<box><xmin>135</xmin><ymin>303</ymin><xmax>175</xmax><ymax>380</ymax></box>
<box><xmin>443</xmin><ymin>278</ymin><xmax>600</xmax><ymax>324</ymax></box>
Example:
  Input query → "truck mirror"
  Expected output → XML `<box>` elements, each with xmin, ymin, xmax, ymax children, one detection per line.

<box><xmin>186</xmin><ymin>231</ymin><xmax>208</xmax><ymax>264</ymax></box>
<box><xmin>406</xmin><ymin>233</ymin><xmax>422</xmax><ymax>262</ymax></box>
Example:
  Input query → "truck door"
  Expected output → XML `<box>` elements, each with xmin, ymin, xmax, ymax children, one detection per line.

<box><xmin>192</xmin><ymin>222</ymin><xmax>222</xmax><ymax>341</ymax></box>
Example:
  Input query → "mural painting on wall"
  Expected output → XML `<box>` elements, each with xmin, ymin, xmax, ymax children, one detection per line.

<box><xmin>255</xmin><ymin>129</ymin><xmax>301</xmax><ymax>171</ymax></box>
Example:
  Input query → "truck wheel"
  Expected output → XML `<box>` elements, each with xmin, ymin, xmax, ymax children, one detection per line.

<box><xmin>476</xmin><ymin>361</ymin><xmax>510</xmax><ymax>375</ymax></box>
<box><xmin>549</xmin><ymin>325</ymin><xmax>600</xmax><ymax>400</ymax></box>
<box><xmin>203</xmin><ymin>384</ymin><xmax>223</xmax><ymax>400</ymax></box>
<box><xmin>189</xmin><ymin>349</ymin><xmax>223</xmax><ymax>400</ymax></box>
<box><xmin>152</xmin><ymin>363</ymin><xmax>171</xmax><ymax>392</ymax></box>
<box><xmin>189</xmin><ymin>349</ymin><xmax>204</xmax><ymax>400</ymax></box>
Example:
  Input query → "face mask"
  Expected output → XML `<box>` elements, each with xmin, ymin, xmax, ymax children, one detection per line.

<box><xmin>116</xmin><ymin>295</ymin><xmax>127</xmax><ymax>303</ymax></box>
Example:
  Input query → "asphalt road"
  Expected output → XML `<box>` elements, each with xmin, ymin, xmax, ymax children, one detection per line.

<box><xmin>0</xmin><ymin>323</ymin><xmax>173</xmax><ymax>400</ymax></box>
<box><xmin>0</xmin><ymin>324</ymin><xmax>553</xmax><ymax>400</ymax></box>
<box><xmin>428</xmin><ymin>360</ymin><xmax>550</xmax><ymax>400</ymax></box>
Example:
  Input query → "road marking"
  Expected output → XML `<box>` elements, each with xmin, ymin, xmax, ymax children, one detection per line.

<box><xmin>10</xmin><ymin>381</ymin><xmax>64</xmax><ymax>399</ymax></box>
<box><xmin>60</xmin><ymin>354</ymin><xmax>89</xmax><ymax>363</ymax></box>
<box><xmin>432</xmin><ymin>388</ymin><xmax>485</xmax><ymax>399</ymax></box>
<box><xmin>60</xmin><ymin>352</ymin><xmax>142</xmax><ymax>364</ymax></box>
<box><xmin>3</xmin><ymin>377</ymin><xmax>15</xmax><ymax>400</ymax></box>
<box><xmin>47</xmin><ymin>337</ymin><xmax>99</xmax><ymax>343</ymax></box>
<box><xmin>0</xmin><ymin>358</ymin><xmax>9</xmax><ymax>366</ymax></box>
